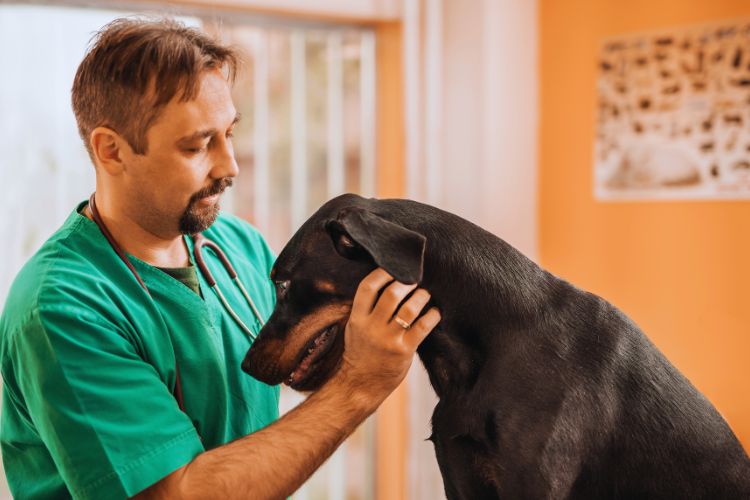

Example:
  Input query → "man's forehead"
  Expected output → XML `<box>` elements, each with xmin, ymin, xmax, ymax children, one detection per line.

<box><xmin>148</xmin><ymin>71</ymin><xmax>237</xmax><ymax>138</ymax></box>
<box><xmin>164</xmin><ymin>74</ymin><xmax>237</xmax><ymax>121</ymax></box>
<box><xmin>175</xmin><ymin>112</ymin><xmax>241</xmax><ymax>145</ymax></box>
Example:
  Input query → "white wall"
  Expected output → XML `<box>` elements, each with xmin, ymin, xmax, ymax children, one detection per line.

<box><xmin>423</xmin><ymin>0</ymin><xmax>539</xmax><ymax>257</ymax></box>
<box><xmin>478</xmin><ymin>0</ymin><xmax>539</xmax><ymax>258</ymax></box>
<box><xmin>404</xmin><ymin>1</ymin><xmax>538</xmax><ymax>498</ymax></box>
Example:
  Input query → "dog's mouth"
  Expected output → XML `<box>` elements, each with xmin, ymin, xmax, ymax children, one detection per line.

<box><xmin>285</xmin><ymin>322</ymin><xmax>340</xmax><ymax>389</ymax></box>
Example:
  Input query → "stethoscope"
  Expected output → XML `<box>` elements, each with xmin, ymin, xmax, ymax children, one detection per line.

<box><xmin>88</xmin><ymin>193</ymin><xmax>265</xmax><ymax>411</ymax></box>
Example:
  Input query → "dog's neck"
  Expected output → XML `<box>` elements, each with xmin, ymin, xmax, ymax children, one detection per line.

<box><xmin>398</xmin><ymin>208</ymin><xmax>553</xmax><ymax>400</ymax></box>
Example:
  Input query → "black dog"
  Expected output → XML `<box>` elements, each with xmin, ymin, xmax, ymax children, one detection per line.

<box><xmin>242</xmin><ymin>193</ymin><xmax>750</xmax><ymax>499</ymax></box>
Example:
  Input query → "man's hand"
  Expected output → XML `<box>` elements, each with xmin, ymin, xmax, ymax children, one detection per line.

<box><xmin>135</xmin><ymin>269</ymin><xmax>440</xmax><ymax>500</ymax></box>
<box><xmin>335</xmin><ymin>268</ymin><xmax>441</xmax><ymax>405</ymax></box>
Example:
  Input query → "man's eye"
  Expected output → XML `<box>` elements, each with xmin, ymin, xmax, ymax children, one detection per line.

<box><xmin>226</xmin><ymin>130</ymin><xmax>234</xmax><ymax>139</ymax></box>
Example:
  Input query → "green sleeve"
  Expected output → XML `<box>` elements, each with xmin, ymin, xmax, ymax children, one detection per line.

<box><xmin>7</xmin><ymin>305</ymin><xmax>204</xmax><ymax>500</ymax></box>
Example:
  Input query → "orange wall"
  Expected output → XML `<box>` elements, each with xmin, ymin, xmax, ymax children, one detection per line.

<box><xmin>539</xmin><ymin>0</ymin><xmax>750</xmax><ymax>449</ymax></box>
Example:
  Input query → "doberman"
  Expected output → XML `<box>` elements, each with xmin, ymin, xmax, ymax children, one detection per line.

<box><xmin>242</xmin><ymin>193</ymin><xmax>750</xmax><ymax>499</ymax></box>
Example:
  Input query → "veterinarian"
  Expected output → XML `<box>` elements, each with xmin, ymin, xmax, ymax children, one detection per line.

<box><xmin>0</xmin><ymin>18</ymin><xmax>440</xmax><ymax>499</ymax></box>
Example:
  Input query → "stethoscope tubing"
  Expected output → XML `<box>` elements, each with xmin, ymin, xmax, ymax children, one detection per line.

<box><xmin>87</xmin><ymin>193</ymin><xmax>265</xmax><ymax>412</ymax></box>
<box><xmin>89</xmin><ymin>194</ymin><xmax>151</xmax><ymax>295</ymax></box>
<box><xmin>89</xmin><ymin>193</ymin><xmax>264</xmax><ymax>339</ymax></box>
<box><xmin>192</xmin><ymin>233</ymin><xmax>264</xmax><ymax>341</ymax></box>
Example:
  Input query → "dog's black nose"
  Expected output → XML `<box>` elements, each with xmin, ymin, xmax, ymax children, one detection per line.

<box><xmin>240</xmin><ymin>352</ymin><xmax>253</xmax><ymax>375</ymax></box>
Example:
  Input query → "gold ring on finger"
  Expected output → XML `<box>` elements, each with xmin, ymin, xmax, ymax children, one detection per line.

<box><xmin>394</xmin><ymin>316</ymin><xmax>411</xmax><ymax>329</ymax></box>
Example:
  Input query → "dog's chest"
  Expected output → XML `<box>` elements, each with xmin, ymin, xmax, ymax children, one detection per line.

<box><xmin>430</xmin><ymin>401</ymin><xmax>502</xmax><ymax>499</ymax></box>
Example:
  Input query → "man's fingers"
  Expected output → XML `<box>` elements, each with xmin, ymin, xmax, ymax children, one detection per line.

<box><xmin>391</xmin><ymin>289</ymin><xmax>431</xmax><ymax>327</ymax></box>
<box><xmin>371</xmin><ymin>280</ymin><xmax>418</xmax><ymax>322</ymax></box>
<box><xmin>404</xmin><ymin>307</ymin><xmax>441</xmax><ymax>350</ymax></box>
<box><xmin>351</xmin><ymin>268</ymin><xmax>395</xmax><ymax>316</ymax></box>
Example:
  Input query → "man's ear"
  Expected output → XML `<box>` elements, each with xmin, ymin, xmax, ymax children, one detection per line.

<box><xmin>326</xmin><ymin>207</ymin><xmax>426</xmax><ymax>284</ymax></box>
<box><xmin>90</xmin><ymin>126</ymin><xmax>127</xmax><ymax>175</ymax></box>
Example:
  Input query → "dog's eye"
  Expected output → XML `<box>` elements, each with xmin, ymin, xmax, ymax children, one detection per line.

<box><xmin>333</xmin><ymin>232</ymin><xmax>369</xmax><ymax>261</ymax></box>
<box><xmin>339</xmin><ymin>234</ymin><xmax>355</xmax><ymax>248</ymax></box>
<box><xmin>275</xmin><ymin>280</ymin><xmax>291</xmax><ymax>296</ymax></box>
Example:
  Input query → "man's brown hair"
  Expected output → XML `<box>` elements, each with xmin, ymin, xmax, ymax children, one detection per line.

<box><xmin>72</xmin><ymin>17</ymin><xmax>238</xmax><ymax>160</ymax></box>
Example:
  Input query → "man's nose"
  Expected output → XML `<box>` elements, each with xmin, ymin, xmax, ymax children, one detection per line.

<box><xmin>211</xmin><ymin>137</ymin><xmax>239</xmax><ymax>179</ymax></box>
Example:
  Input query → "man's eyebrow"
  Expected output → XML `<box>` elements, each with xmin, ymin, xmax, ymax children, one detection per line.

<box><xmin>176</xmin><ymin>113</ymin><xmax>242</xmax><ymax>145</ymax></box>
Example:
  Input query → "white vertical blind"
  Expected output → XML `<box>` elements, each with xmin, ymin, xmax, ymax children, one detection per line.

<box><xmin>327</xmin><ymin>442</ymin><xmax>347</xmax><ymax>500</ymax></box>
<box><xmin>253</xmin><ymin>30</ymin><xmax>271</xmax><ymax>235</ymax></box>
<box><xmin>290</xmin><ymin>30</ymin><xmax>308</xmax><ymax>232</ymax></box>
<box><xmin>326</xmin><ymin>32</ymin><xmax>345</xmax><ymax>198</ymax></box>
<box><xmin>403</xmin><ymin>0</ymin><xmax>422</xmax><ymax>201</ymax></box>
<box><xmin>424</xmin><ymin>0</ymin><xmax>443</xmax><ymax>206</ymax></box>
<box><xmin>278</xmin><ymin>30</ymin><xmax>317</xmax><ymax>500</ymax></box>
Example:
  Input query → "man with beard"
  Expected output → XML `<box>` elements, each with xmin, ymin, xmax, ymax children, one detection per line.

<box><xmin>0</xmin><ymin>18</ymin><xmax>440</xmax><ymax>500</ymax></box>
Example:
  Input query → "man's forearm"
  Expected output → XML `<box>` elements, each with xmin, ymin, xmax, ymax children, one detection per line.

<box><xmin>137</xmin><ymin>270</ymin><xmax>441</xmax><ymax>500</ymax></box>
<box><xmin>141</xmin><ymin>376</ymin><xmax>378</xmax><ymax>500</ymax></box>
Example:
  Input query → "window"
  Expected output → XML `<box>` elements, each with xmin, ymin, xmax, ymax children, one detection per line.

<box><xmin>0</xmin><ymin>4</ymin><xmax>376</xmax><ymax>498</ymax></box>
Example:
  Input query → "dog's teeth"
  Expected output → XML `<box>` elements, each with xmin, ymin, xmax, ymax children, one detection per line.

<box><xmin>308</xmin><ymin>347</ymin><xmax>314</xmax><ymax>354</ymax></box>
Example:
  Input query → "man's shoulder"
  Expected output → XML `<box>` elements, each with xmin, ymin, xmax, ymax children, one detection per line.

<box><xmin>1</xmin><ymin>207</ymin><xmax>118</xmax><ymax>338</ymax></box>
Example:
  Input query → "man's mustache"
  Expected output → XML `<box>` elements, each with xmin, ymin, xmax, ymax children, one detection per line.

<box><xmin>190</xmin><ymin>178</ymin><xmax>233</xmax><ymax>204</ymax></box>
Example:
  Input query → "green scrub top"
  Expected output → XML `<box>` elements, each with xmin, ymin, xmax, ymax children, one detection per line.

<box><xmin>0</xmin><ymin>202</ymin><xmax>280</xmax><ymax>499</ymax></box>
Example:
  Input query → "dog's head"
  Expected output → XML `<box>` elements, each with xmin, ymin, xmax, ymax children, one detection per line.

<box><xmin>241</xmin><ymin>194</ymin><xmax>426</xmax><ymax>391</ymax></box>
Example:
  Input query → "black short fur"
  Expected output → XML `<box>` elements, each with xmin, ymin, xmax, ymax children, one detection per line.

<box><xmin>243</xmin><ymin>193</ymin><xmax>750</xmax><ymax>499</ymax></box>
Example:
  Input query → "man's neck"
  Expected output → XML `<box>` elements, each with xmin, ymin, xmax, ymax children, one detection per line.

<box><xmin>83</xmin><ymin>201</ymin><xmax>191</xmax><ymax>268</ymax></box>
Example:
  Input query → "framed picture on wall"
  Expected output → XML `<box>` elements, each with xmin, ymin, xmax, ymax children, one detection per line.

<box><xmin>594</xmin><ymin>18</ymin><xmax>750</xmax><ymax>201</ymax></box>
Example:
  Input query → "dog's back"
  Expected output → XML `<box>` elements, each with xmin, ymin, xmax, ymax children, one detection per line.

<box><xmin>374</xmin><ymin>198</ymin><xmax>750</xmax><ymax>499</ymax></box>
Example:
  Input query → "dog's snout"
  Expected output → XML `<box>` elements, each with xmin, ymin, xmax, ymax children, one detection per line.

<box><xmin>241</xmin><ymin>335</ymin><xmax>286</xmax><ymax>385</ymax></box>
<box><xmin>241</xmin><ymin>337</ymin><xmax>266</xmax><ymax>377</ymax></box>
<box><xmin>241</xmin><ymin>342</ymin><xmax>269</xmax><ymax>379</ymax></box>
<box><xmin>240</xmin><ymin>351</ymin><xmax>253</xmax><ymax>375</ymax></box>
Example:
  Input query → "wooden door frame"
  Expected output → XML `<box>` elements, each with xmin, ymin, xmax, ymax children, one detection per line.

<box><xmin>373</xmin><ymin>20</ymin><xmax>407</xmax><ymax>500</ymax></box>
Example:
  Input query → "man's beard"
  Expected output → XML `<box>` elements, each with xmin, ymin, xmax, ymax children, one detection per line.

<box><xmin>179</xmin><ymin>178</ymin><xmax>233</xmax><ymax>234</ymax></box>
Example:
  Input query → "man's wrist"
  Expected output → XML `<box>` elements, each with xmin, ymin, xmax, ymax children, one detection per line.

<box><xmin>322</xmin><ymin>363</ymin><xmax>393</xmax><ymax>415</ymax></box>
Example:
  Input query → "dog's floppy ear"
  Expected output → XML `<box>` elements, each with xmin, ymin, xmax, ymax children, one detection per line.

<box><xmin>326</xmin><ymin>207</ymin><xmax>426</xmax><ymax>284</ymax></box>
